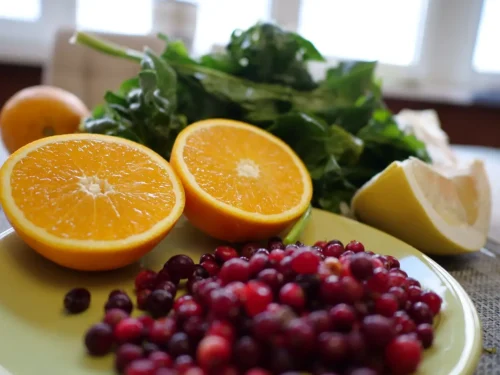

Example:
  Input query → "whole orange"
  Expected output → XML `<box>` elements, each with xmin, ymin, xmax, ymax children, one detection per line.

<box><xmin>0</xmin><ymin>85</ymin><xmax>89</xmax><ymax>153</ymax></box>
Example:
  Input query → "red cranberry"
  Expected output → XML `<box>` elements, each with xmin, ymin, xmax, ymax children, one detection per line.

<box><xmin>176</xmin><ymin>299</ymin><xmax>203</xmax><ymax>321</ymax></box>
<box><xmin>234</xmin><ymin>336</ymin><xmax>261</xmax><ymax>369</ymax></box>
<box><xmin>390</xmin><ymin>268</ymin><xmax>408</xmax><ymax>278</ymax></box>
<box><xmin>290</xmin><ymin>249</ymin><xmax>321</xmax><ymax>274</ymax></box>
<box><xmin>349</xmin><ymin>253</ymin><xmax>374</xmax><ymax>280</ymax></box>
<box><xmin>388</xmin><ymin>286</ymin><xmax>408</xmax><ymax>308</ymax></box>
<box><xmin>387</xmin><ymin>272</ymin><xmax>406</xmax><ymax>289</ymax></box>
<box><xmin>194</xmin><ymin>280</ymin><xmax>220</xmax><ymax>306</ymax></box>
<box><xmin>135</xmin><ymin>269</ymin><xmax>157</xmax><ymax>291</ymax></box>
<box><xmin>197</xmin><ymin>335</ymin><xmax>232</xmax><ymax>370</ymax></box>
<box><xmin>157</xmin><ymin>267</ymin><xmax>179</xmax><ymax>285</ymax></box>
<box><xmin>386</xmin><ymin>255</ymin><xmax>400</xmax><ymax>269</ymax></box>
<box><xmin>361</xmin><ymin>315</ymin><xmax>396</xmax><ymax>349</ymax></box>
<box><xmin>314</xmin><ymin>240</ymin><xmax>328</xmax><ymax>250</ymax></box>
<box><xmin>385</xmin><ymin>335</ymin><xmax>422</xmax><ymax>374</ymax></box>
<box><xmin>405</xmin><ymin>277</ymin><xmax>421</xmax><ymax>288</ymax></box>
<box><xmin>245</xmin><ymin>369</ymin><xmax>272</xmax><ymax>375</ymax></box>
<box><xmin>124</xmin><ymin>359</ymin><xmax>156</xmax><ymax>375</ymax></box>
<box><xmin>149</xmin><ymin>351</ymin><xmax>173</xmax><ymax>368</ymax></box>
<box><xmin>136</xmin><ymin>289</ymin><xmax>152</xmax><ymax>310</ymax></box>
<box><xmin>269</xmin><ymin>348</ymin><xmax>294</xmax><ymax>373</ymax></box>
<box><xmin>375</xmin><ymin>293</ymin><xmax>399</xmax><ymax>317</ymax></box>
<box><xmin>346</xmin><ymin>240</ymin><xmax>365</xmax><ymax>253</ymax></box>
<box><xmin>84</xmin><ymin>323</ymin><xmax>114</xmax><ymax>356</ymax></box>
<box><xmin>255</xmin><ymin>248</ymin><xmax>270</xmax><ymax>255</ymax></box>
<box><xmin>420</xmin><ymin>291</ymin><xmax>442</xmax><ymax>315</ymax></box>
<box><xmin>284</xmin><ymin>318</ymin><xmax>315</xmax><ymax>352</ymax></box>
<box><xmin>279</xmin><ymin>283</ymin><xmax>305</xmax><ymax>310</ymax></box>
<box><xmin>416</xmin><ymin>323</ymin><xmax>434</xmax><ymax>348</ymax></box>
<box><xmin>114</xmin><ymin>318</ymin><xmax>144</xmax><ymax>343</ymax></box>
<box><xmin>175</xmin><ymin>354</ymin><xmax>195</xmax><ymax>372</ymax></box>
<box><xmin>252</xmin><ymin>311</ymin><xmax>282</xmax><ymax>340</ymax></box>
<box><xmin>142</xmin><ymin>342</ymin><xmax>159</xmax><ymax>356</ymax></box>
<box><xmin>324</xmin><ymin>243</ymin><xmax>345</xmax><ymax>258</ymax></box>
<box><xmin>207</xmin><ymin>320</ymin><xmax>235</xmax><ymax>342</ymax></box>
<box><xmin>200</xmin><ymin>253</ymin><xmax>216</xmax><ymax>263</ymax></box>
<box><xmin>103</xmin><ymin>308</ymin><xmax>129</xmax><ymax>327</ymax></box>
<box><xmin>346</xmin><ymin>330</ymin><xmax>367</xmax><ymax>362</ymax></box>
<box><xmin>166</xmin><ymin>254</ymin><xmax>195</xmax><ymax>280</ymax></box>
<box><xmin>409</xmin><ymin>302</ymin><xmax>434</xmax><ymax>324</ymax></box>
<box><xmin>156</xmin><ymin>369</ymin><xmax>179</xmax><ymax>375</ymax></box>
<box><xmin>317</xmin><ymin>332</ymin><xmax>347</xmax><ymax>363</ymax></box>
<box><xmin>115</xmin><ymin>344</ymin><xmax>144</xmax><ymax>372</ymax></box>
<box><xmin>137</xmin><ymin>315</ymin><xmax>154</xmax><ymax>330</ymax></box>
<box><xmin>183</xmin><ymin>367</ymin><xmax>206</xmax><ymax>375</ymax></box>
<box><xmin>407</xmin><ymin>285</ymin><xmax>422</xmax><ymax>303</ymax></box>
<box><xmin>148</xmin><ymin>318</ymin><xmax>176</xmax><ymax>345</ymax></box>
<box><xmin>168</xmin><ymin>332</ymin><xmax>192</xmax><ymax>357</ymax></box>
<box><xmin>284</xmin><ymin>244</ymin><xmax>299</xmax><ymax>256</ymax></box>
<box><xmin>105</xmin><ymin>295</ymin><xmax>133</xmax><ymax>314</ymax></box>
<box><xmin>219</xmin><ymin>258</ymin><xmax>250</xmax><ymax>284</ymax></box>
<box><xmin>248</xmin><ymin>253</ymin><xmax>269</xmax><ymax>276</ymax></box>
<box><xmin>183</xmin><ymin>316</ymin><xmax>208</xmax><ymax>340</ymax></box>
<box><xmin>214</xmin><ymin>246</ymin><xmax>238</xmax><ymax>263</ymax></box>
<box><xmin>243</xmin><ymin>281</ymin><xmax>273</xmax><ymax>317</ymax></box>
<box><xmin>367</xmin><ymin>267</ymin><xmax>389</xmax><ymax>293</ymax></box>
<box><xmin>225</xmin><ymin>281</ymin><xmax>247</xmax><ymax>301</ymax></box>
<box><xmin>201</xmin><ymin>259</ymin><xmax>220</xmax><ymax>277</ymax></box>
<box><xmin>209</xmin><ymin>289</ymin><xmax>240</xmax><ymax>319</ymax></box>
<box><xmin>278</xmin><ymin>256</ymin><xmax>297</xmax><ymax>281</ymax></box>
<box><xmin>146</xmin><ymin>290</ymin><xmax>174</xmax><ymax>318</ymax></box>
<box><xmin>329</xmin><ymin>303</ymin><xmax>356</xmax><ymax>332</ymax></box>
<box><xmin>269</xmin><ymin>249</ymin><xmax>286</xmax><ymax>265</ymax></box>
<box><xmin>191</xmin><ymin>265</ymin><xmax>210</xmax><ymax>279</ymax></box>
<box><xmin>109</xmin><ymin>289</ymin><xmax>127</xmax><ymax>299</ymax></box>
<box><xmin>155</xmin><ymin>280</ymin><xmax>177</xmax><ymax>297</ymax></box>
<box><xmin>241</xmin><ymin>242</ymin><xmax>260</xmax><ymax>258</ymax></box>
<box><xmin>268</xmin><ymin>236</ymin><xmax>285</xmax><ymax>250</ymax></box>
<box><xmin>257</xmin><ymin>268</ymin><xmax>284</xmax><ymax>291</ymax></box>
<box><xmin>307</xmin><ymin>310</ymin><xmax>332</xmax><ymax>333</ymax></box>
<box><xmin>64</xmin><ymin>288</ymin><xmax>91</xmax><ymax>314</ymax></box>
<box><xmin>174</xmin><ymin>295</ymin><xmax>194</xmax><ymax>310</ymax></box>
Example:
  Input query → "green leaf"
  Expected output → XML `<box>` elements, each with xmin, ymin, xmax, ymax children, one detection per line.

<box><xmin>326</xmin><ymin>125</ymin><xmax>364</xmax><ymax>165</ymax></box>
<box><xmin>289</xmin><ymin>33</ymin><xmax>325</xmax><ymax>62</ymax></box>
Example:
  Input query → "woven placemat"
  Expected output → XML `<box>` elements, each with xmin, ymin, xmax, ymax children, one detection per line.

<box><xmin>432</xmin><ymin>239</ymin><xmax>500</xmax><ymax>374</ymax></box>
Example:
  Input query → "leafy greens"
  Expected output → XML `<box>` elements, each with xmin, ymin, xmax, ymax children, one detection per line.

<box><xmin>73</xmin><ymin>22</ymin><xmax>430</xmax><ymax>214</ymax></box>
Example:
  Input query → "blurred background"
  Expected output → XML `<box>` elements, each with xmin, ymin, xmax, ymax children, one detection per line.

<box><xmin>1</xmin><ymin>0</ymin><xmax>500</xmax><ymax>147</ymax></box>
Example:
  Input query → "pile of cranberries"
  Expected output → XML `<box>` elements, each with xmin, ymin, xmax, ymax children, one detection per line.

<box><xmin>77</xmin><ymin>237</ymin><xmax>442</xmax><ymax>375</ymax></box>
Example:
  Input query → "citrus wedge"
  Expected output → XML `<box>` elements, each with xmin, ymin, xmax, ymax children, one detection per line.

<box><xmin>0</xmin><ymin>134</ymin><xmax>185</xmax><ymax>271</ymax></box>
<box><xmin>170</xmin><ymin>119</ymin><xmax>312</xmax><ymax>242</ymax></box>
<box><xmin>351</xmin><ymin>157</ymin><xmax>491</xmax><ymax>254</ymax></box>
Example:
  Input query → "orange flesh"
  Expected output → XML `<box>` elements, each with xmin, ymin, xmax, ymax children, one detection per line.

<box><xmin>10</xmin><ymin>139</ymin><xmax>177</xmax><ymax>241</ymax></box>
<box><xmin>182</xmin><ymin>126</ymin><xmax>305</xmax><ymax>215</ymax></box>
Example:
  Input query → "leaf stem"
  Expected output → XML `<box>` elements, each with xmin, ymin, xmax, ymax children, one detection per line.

<box><xmin>70</xmin><ymin>31</ymin><xmax>144</xmax><ymax>63</ymax></box>
<box><xmin>283</xmin><ymin>204</ymin><xmax>313</xmax><ymax>245</ymax></box>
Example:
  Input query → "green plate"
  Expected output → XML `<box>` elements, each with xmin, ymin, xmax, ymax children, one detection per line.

<box><xmin>0</xmin><ymin>209</ymin><xmax>482</xmax><ymax>375</ymax></box>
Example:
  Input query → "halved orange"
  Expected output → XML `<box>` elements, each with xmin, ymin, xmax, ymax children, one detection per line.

<box><xmin>0</xmin><ymin>134</ymin><xmax>185</xmax><ymax>271</ymax></box>
<box><xmin>170</xmin><ymin>119</ymin><xmax>312</xmax><ymax>242</ymax></box>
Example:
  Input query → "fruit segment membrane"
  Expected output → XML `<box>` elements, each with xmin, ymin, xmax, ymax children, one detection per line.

<box><xmin>9</xmin><ymin>139</ymin><xmax>178</xmax><ymax>241</ymax></box>
<box><xmin>181</xmin><ymin>125</ymin><xmax>306</xmax><ymax>215</ymax></box>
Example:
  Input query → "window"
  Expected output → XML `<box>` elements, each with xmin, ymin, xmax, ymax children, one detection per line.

<box><xmin>76</xmin><ymin>0</ymin><xmax>153</xmax><ymax>35</ymax></box>
<box><xmin>0</xmin><ymin>0</ymin><xmax>40</xmax><ymax>21</ymax></box>
<box><xmin>192</xmin><ymin>0</ymin><xmax>271</xmax><ymax>55</ymax></box>
<box><xmin>473</xmin><ymin>0</ymin><xmax>500</xmax><ymax>73</ymax></box>
<box><xmin>298</xmin><ymin>0</ymin><xmax>428</xmax><ymax>66</ymax></box>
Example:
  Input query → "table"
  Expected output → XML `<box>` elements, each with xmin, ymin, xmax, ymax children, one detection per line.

<box><xmin>0</xmin><ymin>144</ymin><xmax>499</xmax><ymax>374</ymax></box>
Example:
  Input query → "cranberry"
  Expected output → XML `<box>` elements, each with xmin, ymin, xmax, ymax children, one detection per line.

<box><xmin>375</xmin><ymin>293</ymin><xmax>399</xmax><ymax>317</ymax></box>
<box><xmin>278</xmin><ymin>256</ymin><xmax>297</xmax><ymax>281</ymax></box>
<box><xmin>84</xmin><ymin>323</ymin><xmax>114</xmax><ymax>356</ymax></box>
<box><xmin>416</xmin><ymin>323</ymin><xmax>434</xmax><ymax>348</ymax></box>
<box><xmin>166</xmin><ymin>254</ymin><xmax>195</xmax><ymax>280</ymax></box>
<box><xmin>393</xmin><ymin>311</ymin><xmax>416</xmax><ymax>334</ymax></box>
<box><xmin>175</xmin><ymin>354</ymin><xmax>195</xmax><ymax>372</ymax></box>
<box><xmin>147</xmin><ymin>351</ymin><xmax>172</xmax><ymax>368</ymax></box>
<box><xmin>255</xmin><ymin>248</ymin><xmax>270</xmax><ymax>255</ymax></box>
<box><xmin>390</xmin><ymin>268</ymin><xmax>408</xmax><ymax>278</ymax></box>
<box><xmin>252</xmin><ymin>311</ymin><xmax>282</xmax><ymax>340</ymax></box>
<box><xmin>388</xmin><ymin>286</ymin><xmax>408</xmax><ymax>308</ymax></box>
<box><xmin>409</xmin><ymin>302</ymin><xmax>434</xmax><ymax>324</ymax></box>
<box><xmin>197</xmin><ymin>335</ymin><xmax>232</xmax><ymax>370</ymax></box>
<box><xmin>406</xmin><ymin>285</ymin><xmax>422</xmax><ymax>303</ymax></box>
<box><xmin>241</xmin><ymin>242</ymin><xmax>260</xmax><ymax>258</ymax></box>
<box><xmin>115</xmin><ymin>344</ymin><xmax>144</xmax><ymax>372</ymax></box>
<box><xmin>168</xmin><ymin>332</ymin><xmax>192</xmax><ymax>357</ymax></box>
<box><xmin>323</xmin><ymin>257</ymin><xmax>342</xmax><ymax>275</ymax></box>
<box><xmin>64</xmin><ymin>288</ymin><xmax>91</xmax><ymax>314</ymax></box>
<box><xmin>361</xmin><ymin>315</ymin><xmax>395</xmax><ymax>349</ymax></box>
<box><xmin>176</xmin><ymin>299</ymin><xmax>204</xmax><ymax>321</ymax></box>
<box><xmin>209</xmin><ymin>288</ymin><xmax>240</xmax><ymax>319</ymax></box>
<box><xmin>317</xmin><ymin>332</ymin><xmax>347</xmax><ymax>363</ymax></box>
<box><xmin>214</xmin><ymin>246</ymin><xmax>238</xmax><ymax>263</ymax></box>
<box><xmin>234</xmin><ymin>336</ymin><xmax>261</xmax><ymax>369</ymax></box>
<box><xmin>194</xmin><ymin>280</ymin><xmax>220</xmax><ymax>306</ymax></box>
<box><xmin>349</xmin><ymin>253</ymin><xmax>374</xmax><ymax>280</ymax></box>
<box><xmin>135</xmin><ymin>269</ymin><xmax>158</xmax><ymax>290</ymax></box>
<box><xmin>201</xmin><ymin>259</ymin><xmax>220</xmax><ymax>277</ymax></box>
<box><xmin>269</xmin><ymin>348</ymin><xmax>294</xmax><ymax>373</ymax></box>
<box><xmin>256</xmin><ymin>268</ymin><xmax>284</xmax><ymax>291</ymax></box>
<box><xmin>268</xmin><ymin>236</ymin><xmax>285</xmax><ymax>250</ymax></box>
<box><xmin>284</xmin><ymin>244</ymin><xmax>299</xmax><ymax>256</ymax></box>
<box><xmin>219</xmin><ymin>258</ymin><xmax>250</xmax><ymax>284</ymax></box>
<box><xmin>329</xmin><ymin>303</ymin><xmax>356</xmax><ymax>332</ymax></box>
<box><xmin>183</xmin><ymin>316</ymin><xmax>208</xmax><ymax>340</ymax></box>
<box><xmin>243</xmin><ymin>281</ymin><xmax>273</xmax><ymax>317</ymax></box>
<box><xmin>284</xmin><ymin>318</ymin><xmax>315</xmax><ymax>351</ymax></box>
<box><xmin>157</xmin><ymin>267</ymin><xmax>179</xmax><ymax>285</ymax></box>
<box><xmin>114</xmin><ymin>318</ymin><xmax>144</xmax><ymax>343</ymax></box>
<box><xmin>200</xmin><ymin>253</ymin><xmax>216</xmax><ymax>263</ymax></box>
<box><xmin>314</xmin><ymin>240</ymin><xmax>328</xmax><ymax>250</ymax></box>
<box><xmin>105</xmin><ymin>295</ymin><xmax>133</xmax><ymax>314</ymax></box>
<box><xmin>307</xmin><ymin>310</ymin><xmax>332</xmax><ymax>333</ymax></box>
<box><xmin>183</xmin><ymin>368</ymin><xmax>206</xmax><ymax>375</ymax></box>
<box><xmin>346</xmin><ymin>240</ymin><xmax>365</xmax><ymax>253</ymax></box>
<box><xmin>207</xmin><ymin>320</ymin><xmax>235</xmax><ymax>342</ymax></box>
<box><xmin>174</xmin><ymin>294</ymin><xmax>194</xmax><ymax>310</ymax></box>
<box><xmin>137</xmin><ymin>289</ymin><xmax>152</xmax><ymax>310</ymax></box>
<box><xmin>137</xmin><ymin>315</ymin><xmax>155</xmax><ymax>330</ymax></box>
<box><xmin>405</xmin><ymin>277</ymin><xmax>421</xmax><ymax>288</ymax></box>
<box><xmin>155</xmin><ymin>369</ymin><xmax>179</xmax><ymax>375</ymax></box>
<box><xmin>324</xmin><ymin>242</ymin><xmax>345</xmax><ymax>258</ymax></box>
<box><xmin>366</xmin><ymin>267</ymin><xmax>389</xmax><ymax>293</ymax></box>
<box><xmin>225</xmin><ymin>281</ymin><xmax>247</xmax><ymax>300</ymax></box>
<box><xmin>386</xmin><ymin>255</ymin><xmax>400</xmax><ymax>269</ymax></box>
<box><xmin>104</xmin><ymin>308</ymin><xmax>129</xmax><ymax>327</ymax></box>
<box><xmin>385</xmin><ymin>335</ymin><xmax>422</xmax><ymax>374</ymax></box>
<box><xmin>290</xmin><ymin>249</ymin><xmax>321</xmax><ymax>274</ymax></box>
<box><xmin>124</xmin><ymin>359</ymin><xmax>156</xmax><ymax>375</ymax></box>
<box><xmin>245</xmin><ymin>369</ymin><xmax>272</xmax><ymax>375</ymax></box>
<box><xmin>146</xmin><ymin>290</ymin><xmax>174</xmax><ymax>318</ymax></box>
<box><xmin>279</xmin><ymin>283</ymin><xmax>305</xmax><ymax>310</ymax></box>
<box><xmin>191</xmin><ymin>265</ymin><xmax>210</xmax><ymax>279</ymax></box>
<box><xmin>420</xmin><ymin>291</ymin><xmax>442</xmax><ymax>315</ymax></box>
<box><xmin>142</xmin><ymin>342</ymin><xmax>159</xmax><ymax>356</ymax></box>
<box><xmin>155</xmin><ymin>280</ymin><xmax>177</xmax><ymax>297</ymax></box>
<box><xmin>148</xmin><ymin>318</ymin><xmax>176</xmax><ymax>345</ymax></box>
<box><xmin>387</xmin><ymin>272</ymin><xmax>406</xmax><ymax>289</ymax></box>
<box><xmin>248</xmin><ymin>253</ymin><xmax>269</xmax><ymax>276</ymax></box>
<box><xmin>269</xmin><ymin>249</ymin><xmax>286</xmax><ymax>265</ymax></box>
<box><xmin>109</xmin><ymin>289</ymin><xmax>127</xmax><ymax>299</ymax></box>
<box><xmin>346</xmin><ymin>330</ymin><xmax>367</xmax><ymax>362</ymax></box>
